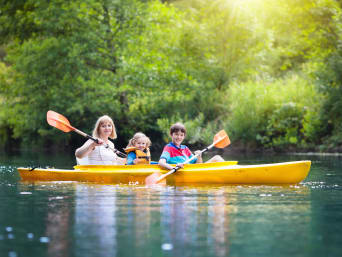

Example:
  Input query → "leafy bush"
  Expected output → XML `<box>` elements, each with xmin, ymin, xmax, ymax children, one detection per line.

<box><xmin>225</xmin><ymin>75</ymin><xmax>322</xmax><ymax>149</ymax></box>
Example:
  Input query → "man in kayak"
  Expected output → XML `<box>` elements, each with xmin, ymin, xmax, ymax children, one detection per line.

<box><xmin>158</xmin><ymin>123</ymin><xmax>224</xmax><ymax>171</ymax></box>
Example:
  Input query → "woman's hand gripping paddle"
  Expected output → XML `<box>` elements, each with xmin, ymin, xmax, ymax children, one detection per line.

<box><xmin>46</xmin><ymin>110</ymin><xmax>127</xmax><ymax>158</ymax></box>
<box><xmin>145</xmin><ymin>130</ymin><xmax>230</xmax><ymax>185</ymax></box>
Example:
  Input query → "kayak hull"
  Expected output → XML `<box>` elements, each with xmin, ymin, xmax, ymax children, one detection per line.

<box><xmin>17</xmin><ymin>160</ymin><xmax>311</xmax><ymax>185</ymax></box>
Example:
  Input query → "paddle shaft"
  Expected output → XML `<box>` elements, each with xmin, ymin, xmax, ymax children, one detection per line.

<box><xmin>74</xmin><ymin>128</ymin><xmax>127</xmax><ymax>158</ymax></box>
<box><xmin>154</xmin><ymin>137</ymin><xmax>222</xmax><ymax>183</ymax></box>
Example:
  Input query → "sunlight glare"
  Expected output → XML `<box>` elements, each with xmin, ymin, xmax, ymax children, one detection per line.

<box><xmin>228</xmin><ymin>0</ymin><xmax>268</xmax><ymax>15</ymax></box>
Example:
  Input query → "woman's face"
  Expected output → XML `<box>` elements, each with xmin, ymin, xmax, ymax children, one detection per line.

<box><xmin>135</xmin><ymin>137</ymin><xmax>148</xmax><ymax>151</ymax></box>
<box><xmin>99</xmin><ymin>121</ymin><xmax>112</xmax><ymax>138</ymax></box>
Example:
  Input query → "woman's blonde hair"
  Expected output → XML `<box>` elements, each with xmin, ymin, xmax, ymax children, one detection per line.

<box><xmin>92</xmin><ymin>115</ymin><xmax>117</xmax><ymax>139</ymax></box>
<box><xmin>126</xmin><ymin>132</ymin><xmax>151</xmax><ymax>148</ymax></box>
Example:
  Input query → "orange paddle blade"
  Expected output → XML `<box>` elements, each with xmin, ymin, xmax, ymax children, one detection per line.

<box><xmin>46</xmin><ymin>110</ymin><xmax>75</xmax><ymax>133</ymax></box>
<box><xmin>145</xmin><ymin>172</ymin><xmax>166</xmax><ymax>186</ymax></box>
<box><xmin>213</xmin><ymin>130</ymin><xmax>230</xmax><ymax>148</ymax></box>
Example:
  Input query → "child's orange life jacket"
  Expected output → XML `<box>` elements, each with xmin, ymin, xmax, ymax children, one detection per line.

<box><xmin>124</xmin><ymin>147</ymin><xmax>151</xmax><ymax>164</ymax></box>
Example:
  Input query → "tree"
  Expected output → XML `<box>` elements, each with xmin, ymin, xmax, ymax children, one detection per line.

<box><xmin>0</xmin><ymin>0</ymin><xmax>148</xmax><ymax>147</ymax></box>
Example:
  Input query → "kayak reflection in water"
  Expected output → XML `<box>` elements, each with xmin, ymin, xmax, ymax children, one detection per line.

<box><xmin>75</xmin><ymin>115</ymin><xmax>126</xmax><ymax>165</ymax></box>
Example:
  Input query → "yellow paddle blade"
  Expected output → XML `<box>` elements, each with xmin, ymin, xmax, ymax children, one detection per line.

<box><xmin>213</xmin><ymin>130</ymin><xmax>230</xmax><ymax>148</ymax></box>
<box><xmin>46</xmin><ymin>110</ymin><xmax>75</xmax><ymax>133</ymax></box>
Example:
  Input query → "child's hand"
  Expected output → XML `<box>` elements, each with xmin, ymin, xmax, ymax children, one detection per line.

<box><xmin>176</xmin><ymin>163</ymin><xmax>184</xmax><ymax>169</ymax></box>
<box><xmin>194</xmin><ymin>150</ymin><xmax>202</xmax><ymax>156</ymax></box>
<box><xmin>194</xmin><ymin>150</ymin><xmax>203</xmax><ymax>164</ymax></box>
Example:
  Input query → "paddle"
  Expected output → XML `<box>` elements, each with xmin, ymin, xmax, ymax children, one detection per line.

<box><xmin>46</xmin><ymin>110</ymin><xmax>127</xmax><ymax>158</ymax></box>
<box><xmin>145</xmin><ymin>130</ymin><xmax>230</xmax><ymax>185</ymax></box>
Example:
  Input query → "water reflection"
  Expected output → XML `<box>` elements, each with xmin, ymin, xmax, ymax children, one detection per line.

<box><xmin>159</xmin><ymin>187</ymin><xmax>236</xmax><ymax>257</ymax></box>
<box><xmin>5</xmin><ymin>181</ymin><xmax>313</xmax><ymax>257</ymax></box>
<box><xmin>68</xmin><ymin>185</ymin><xmax>242</xmax><ymax>257</ymax></box>
<box><xmin>46</xmin><ymin>194</ymin><xmax>71</xmax><ymax>257</ymax></box>
<box><xmin>75</xmin><ymin>185</ymin><xmax>310</xmax><ymax>256</ymax></box>
<box><xmin>74</xmin><ymin>184</ymin><xmax>117</xmax><ymax>257</ymax></box>
<box><xmin>208</xmin><ymin>188</ymin><xmax>234</xmax><ymax>257</ymax></box>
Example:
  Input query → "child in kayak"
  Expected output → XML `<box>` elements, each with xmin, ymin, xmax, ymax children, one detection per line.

<box><xmin>75</xmin><ymin>115</ymin><xmax>125</xmax><ymax>165</ymax></box>
<box><xmin>125</xmin><ymin>132</ymin><xmax>152</xmax><ymax>165</ymax></box>
<box><xmin>159</xmin><ymin>122</ymin><xmax>224</xmax><ymax>170</ymax></box>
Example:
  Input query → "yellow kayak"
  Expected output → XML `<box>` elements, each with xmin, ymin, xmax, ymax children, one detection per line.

<box><xmin>17</xmin><ymin>160</ymin><xmax>311</xmax><ymax>185</ymax></box>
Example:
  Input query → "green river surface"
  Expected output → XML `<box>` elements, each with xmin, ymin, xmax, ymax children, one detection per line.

<box><xmin>0</xmin><ymin>150</ymin><xmax>341</xmax><ymax>257</ymax></box>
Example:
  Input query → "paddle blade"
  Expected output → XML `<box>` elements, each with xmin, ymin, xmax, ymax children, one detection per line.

<box><xmin>214</xmin><ymin>130</ymin><xmax>230</xmax><ymax>148</ymax></box>
<box><xmin>47</xmin><ymin>110</ymin><xmax>75</xmax><ymax>133</ymax></box>
<box><xmin>145</xmin><ymin>172</ymin><xmax>166</xmax><ymax>186</ymax></box>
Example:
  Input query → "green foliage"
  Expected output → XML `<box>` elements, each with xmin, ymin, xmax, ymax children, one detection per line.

<box><xmin>0</xmin><ymin>62</ymin><xmax>9</xmax><ymax>147</ymax></box>
<box><xmin>156</xmin><ymin>112</ymin><xmax>223</xmax><ymax>146</ymax></box>
<box><xmin>0</xmin><ymin>0</ymin><xmax>146</xmax><ymax>146</ymax></box>
<box><xmin>316</xmin><ymin>49</ymin><xmax>342</xmax><ymax>147</ymax></box>
<box><xmin>265</xmin><ymin>102</ymin><xmax>305</xmax><ymax>147</ymax></box>
<box><xmin>309</xmin><ymin>2</ymin><xmax>342</xmax><ymax>149</ymax></box>
<box><xmin>0</xmin><ymin>0</ymin><xmax>341</xmax><ymax>152</ymax></box>
<box><xmin>226</xmin><ymin>75</ymin><xmax>321</xmax><ymax>149</ymax></box>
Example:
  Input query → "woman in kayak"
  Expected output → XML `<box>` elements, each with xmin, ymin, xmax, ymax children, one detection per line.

<box><xmin>75</xmin><ymin>115</ymin><xmax>125</xmax><ymax>165</ymax></box>
<box><xmin>159</xmin><ymin>122</ymin><xmax>224</xmax><ymax>170</ymax></box>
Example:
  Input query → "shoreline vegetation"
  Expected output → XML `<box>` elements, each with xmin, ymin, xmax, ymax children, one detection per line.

<box><xmin>1</xmin><ymin>0</ymin><xmax>342</xmax><ymax>154</ymax></box>
<box><xmin>2</xmin><ymin>141</ymin><xmax>342</xmax><ymax>157</ymax></box>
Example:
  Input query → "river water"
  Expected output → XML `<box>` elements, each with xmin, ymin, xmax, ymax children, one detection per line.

<box><xmin>0</xmin><ymin>150</ymin><xmax>341</xmax><ymax>257</ymax></box>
